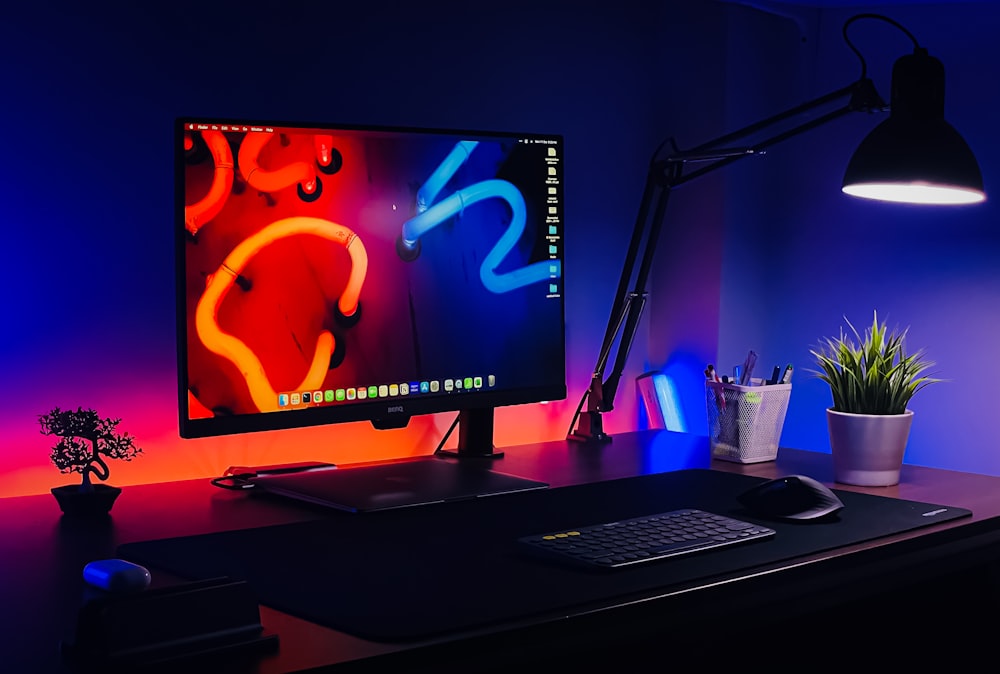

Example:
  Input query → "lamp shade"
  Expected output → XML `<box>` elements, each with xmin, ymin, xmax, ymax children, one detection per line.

<box><xmin>842</xmin><ymin>48</ymin><xmax>985</xmax><ymax>205</ymax></box>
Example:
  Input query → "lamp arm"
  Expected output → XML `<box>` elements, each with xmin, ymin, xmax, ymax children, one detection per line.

<box><xmin>673</xmin><ymin>78</ymin><xmax>885</xmax><ymax>185</ymax></box>
<box><xmin>591</xmin><ymin>168</ymin><xmax>663</xmax><ymax>377</ymax></box>
<box><xmin>675</xmin><ymin>102</ymin><xmax>856</xmax><ymax>187</ymax></box>
<box><xmin>569</xmin><ymin>77</ymin><xmax>885</xmax><ymax>443</ymax></box>
<box><xmin>599</xmin><ymin>178</ymin><xmax>674</xmax><ymax>412</ymax></box>
<box><xmin>686</xmin><ymin>81</ymin><xmax>863</xmax><ymax>156</ymax></box>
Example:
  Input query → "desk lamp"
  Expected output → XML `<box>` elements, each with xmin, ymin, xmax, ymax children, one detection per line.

<box><xmin>568</xmin><ymin>13</ymin><xmax>985</xmax><ymax>444</ymax></box>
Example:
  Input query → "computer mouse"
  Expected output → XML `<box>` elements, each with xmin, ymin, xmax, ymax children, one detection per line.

<box><xmin>737</xmin><ymin>474</ymin><xmax>844</xmax><ymax>521</ymax></box>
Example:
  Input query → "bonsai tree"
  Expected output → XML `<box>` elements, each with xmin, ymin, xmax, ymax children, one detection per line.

<box><xmin>810</xmin><ymin>311</ymin><xmax>941</xmax><ymax>415</ymax></box>
<box><xmin>39</xmin><ymin>406</ymin><xmax>143</xmax><ymax>492</ymax></box>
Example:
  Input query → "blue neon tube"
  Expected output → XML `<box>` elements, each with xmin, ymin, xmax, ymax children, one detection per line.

<box><xmin>401</xmin><ymin>178</ymin><xmax>558</xmax><ymax>293</ymax></box>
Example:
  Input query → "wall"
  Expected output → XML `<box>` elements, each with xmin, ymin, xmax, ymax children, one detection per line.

<box><xmin>711</xmin><ymin>2</ymin><xmax>1000</xmax><ymax>475</ymax></box>
<box><xmin>1</xmin><ymin>1</ymin><xmax>677</xmax><ymax>497</ymax></box>
<box><xmin>643</xmin><ymin>1</ymin><xmax>731</xmax><ymax>434</ymax></box>
<box><xmin>9</xmin><ymin>1</ymin><xmax>992</xmax><ymax>499</ymax></box>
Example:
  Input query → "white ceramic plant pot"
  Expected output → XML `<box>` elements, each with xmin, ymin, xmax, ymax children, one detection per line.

<box><xmin>826</xmin><ymin>409</ymin><xmax>914</xmax><ymax>487</ymax></box>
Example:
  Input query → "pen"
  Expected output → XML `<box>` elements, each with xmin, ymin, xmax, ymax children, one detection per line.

<box><xmin>780</xmin><ymin>363</ymin><xmax>794</xmax><ymax>384</ymax></box>
<box><xmin>739</xmin><ymin>350</ymin><xmax>757</xmax><ymax>386</ymax></box>
<box><xmin>705</xmin><ymin>364</ymin><xmax>727</xmax><ymax>415</ymax></box>
<box><xmin>769</xmin><ymin>365</ymin><xmax>780</xmax><ymax>385</ymax></box>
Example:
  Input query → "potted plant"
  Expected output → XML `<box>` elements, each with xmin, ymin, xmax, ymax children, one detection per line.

<box><xmin>810</xmin><ymin>311</ymin><xmax>940</xmax><ymax>486</ymax></box>
<box><xmin>39</xmin><ymin>406</ymin><xmax>143</xmax><ymax>515</ymax></box>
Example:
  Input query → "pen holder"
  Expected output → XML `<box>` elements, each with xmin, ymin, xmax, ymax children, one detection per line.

<box><xmin>705</xmin><ymin>381</ymin><xmax>791</xmax><ymax>463</ymax></box>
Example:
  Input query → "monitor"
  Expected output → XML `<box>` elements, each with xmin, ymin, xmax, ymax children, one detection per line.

<box><xmin>176</xmin><ymin>117</ymin><xmax>566</xmax><ymax>458</ymax></box>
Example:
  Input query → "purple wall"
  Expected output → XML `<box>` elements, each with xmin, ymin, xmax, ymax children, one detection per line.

<box><xmin>3</xmin><ymin>1</ymin><xmax>997</xmax><ymax>497</ymax></box>
<box><xmin>0</xmin><ymin>1</ymin><xmax>663</xmax><ymax>496</ymax></box>
<box><xmin>698</xmin><ymin>3</ymin><xmax>1000</xmax><ymax>475</ymax></box>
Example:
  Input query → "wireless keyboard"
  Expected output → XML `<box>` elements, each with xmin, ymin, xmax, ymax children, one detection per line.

<box><xmin>518</xmin><ymin>508</ymin><xmax>775</xmax><ymax>569</ymax></box>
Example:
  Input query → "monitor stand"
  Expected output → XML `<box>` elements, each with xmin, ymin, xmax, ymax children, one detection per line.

<box><xmin>436</xmin><ymin>408</ymin><xmax>502</xmax><ymax>458</ymax></box>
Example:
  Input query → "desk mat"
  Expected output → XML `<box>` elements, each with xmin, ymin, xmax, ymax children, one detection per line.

<box><xmin>118</xmin><ymin>469</ymin><xmax>971</xmax><ymax>642</ymax></box>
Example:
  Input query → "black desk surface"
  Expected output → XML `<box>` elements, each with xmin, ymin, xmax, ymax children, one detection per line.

<box><xmin>6</xmin><ymin>430</ymin><xmax>1000</xmax><ymax>673</ymax></box>
<box><xmin>117</xmin><ymin>469</ymin><xmax>970</xmax><ymax>643</ymax></box>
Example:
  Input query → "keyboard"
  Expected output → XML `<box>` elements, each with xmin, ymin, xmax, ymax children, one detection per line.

<box><xmin>517</xmin><ymin>508</ymin><xmax>775</xmax><ymax>570</ymax></box>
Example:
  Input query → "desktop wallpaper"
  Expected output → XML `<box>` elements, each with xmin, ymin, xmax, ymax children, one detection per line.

<box><xmin>2</xmin><ymin>0</ymin><xmax>999</xmax><ymax>498</ymax></box>
<box><xmin>181</xmin><ymin>124</ymin><xmax>563</xmax><ymax>431</ymax></box>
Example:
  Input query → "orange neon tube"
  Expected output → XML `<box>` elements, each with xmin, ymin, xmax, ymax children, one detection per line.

<box><xmin>184</xmin><ymin>130</ymin><xmax>234</xmax><ymax>236</ymax></box>
<box><xmin>314</xmin><ymin>134</ymin><xmax>336</xmax><ymax>169</ymax></box>
<box><xmin>195</xmin><ymin>217</ymin><xmax>368</xmax><ymax>412</ymax></box>
<box><xmin>238</xmin><ymin>131</ymin><xmax>318</xmax><ymax>195</ymax></box>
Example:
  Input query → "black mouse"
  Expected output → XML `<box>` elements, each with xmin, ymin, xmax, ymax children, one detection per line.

<box><xmin>737</xmin><ymin>474</ymin><xmax>844</xmax><ymax>521</ymax></box>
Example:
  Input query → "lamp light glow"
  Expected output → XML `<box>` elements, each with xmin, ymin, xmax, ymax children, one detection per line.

<box><xmin>842</xmin><ymin>182</ymin><xmax>985</xmax><ymax>205</ymax></box>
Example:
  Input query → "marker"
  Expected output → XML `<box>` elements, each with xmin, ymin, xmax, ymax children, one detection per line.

<box><xmin>780</xmin><ymin>363</ymin><xmax>794</xmax><ymax>384</ymax></box>
<box><xmin>769</xmin><ymin>365</ymin><xmax>780</xmax><ymax>385</ymax></box>
<box><xmin>706</xmin><ymin>364</ymin><xmax>725</xmax><ymax>411</ymax></box>
<box><xmin>739</xmin><ymin>350</ymin><xmax>757</xmax><ymax>386</ymax></box>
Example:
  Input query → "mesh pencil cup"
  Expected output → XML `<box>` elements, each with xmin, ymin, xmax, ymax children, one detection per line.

<box><xmin>705</xmin><ymin>381</ymin><xmax>791</xmax><ymax>463</ymax></box>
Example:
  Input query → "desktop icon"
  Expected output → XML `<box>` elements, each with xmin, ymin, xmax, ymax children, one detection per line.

<box><xmin>548</xmin><ymin>225</ymin><xmax>558</xmax><ymax>235</ymax></box>
<box><xmin>378</xmin><ymin>384</ymin><xmax>389</xmax><ymax>397</ymax></box>
<box><xmin>548</xmin><ymin>244</ymin><xmax>557</xmax><ymax>255</ymax></box>
<box><xmin>370</xmin><ymin>385</ymin><xmax>380</xmax><ymax>398</ymax></box>
<box><xmin>430</xmin><ymin>380</ymin><xmax>440</xmax><ymax>393</ymax></box>
<box><xmin>291</xmin><ymin>393</ymin><xmax>301</xmax><ymax>405</ymax></box>
<box><xmin>400</xmin><ymin>383</ymin><xmax>410</xmax><ymax>395</ymax></box>
<box><xmin>389</xmin><ymin>384</ymin><xmax>399</xmax><ymax>396</ymax></box>
<box><xmin>549</xmin><ymin>283</ymin><xmax>558</xmax><ymax>293</ymax></box>
<box><xmin>335</xmin><ymin>389</ymin><xmax>346</xmax><ymax>401</ymax></box>
<box><xmin>357</xmin><ymin>387</ymin><xmax>368</xmax><ymax>400</ymax></box>
<box><xmin>302</xmin><ymin>392</ymin><xmax>312</xmax><ymax>404</ymax></box>
<box><xmin>278</xmin><ymin>393</ymin><xmax>289</xmax><ymax>407</ymax></box>
<box><xmin>455</xmin><ymin>378</ymin><xmax>463</xmax><ymax>389</ymax></box>
<box><xmin>473</xmin><ymin>376</ymin><xmax>483</xmax><ymax>388</ymax></box>
<box><xmin>313</xmin><ymin>390</ymin><xmax>323</xmax><ymax>403</ymax></box>
<box><xmin>346</xmin><ymin>388</ymin><xmax>357</xmax><ymax>400</ymax></box>
<box><xmin>444</xmin><ymin>379</ymin><xmax>454</xmax><ymax>392</ymax></box>
<box><xmin>420</xmin><ymin>381</ymin><xmax>430</xmax><ymax>393</ymax></box>
<box><xmin>464</xmin><ymin>377</ymin><xmax>473</xmax><ymax>389</ymax></box>
<box><xmin>547</xmin><ymin>147</ymin><xmax>556</xmax><ymax>157</ymax></box>
<box><xmin>324</xmin><ymin>389</ymin><xmax>335</xmax><ymax>402</ymax></box>
<box><xmin>488</xmin><ymin>374</ymin><xmax>496</xmax><ymax>387</ymax></box>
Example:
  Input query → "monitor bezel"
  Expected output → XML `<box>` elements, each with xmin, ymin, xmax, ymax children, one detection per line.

<box><xmin>175</xmin><ymin>116</ymin><xmax>567</xmax><ymax>440</ymax></box>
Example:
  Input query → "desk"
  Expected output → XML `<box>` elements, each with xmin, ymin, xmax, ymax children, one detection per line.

<box><xmin>4</xmin><ymin>430</ymin><xmax>1000</xmax><ymax>672</ymax></box>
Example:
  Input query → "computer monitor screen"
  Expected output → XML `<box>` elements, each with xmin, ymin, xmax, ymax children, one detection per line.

<box><xmin>176</xmin><ymin>117</ymin><xmax>566</xmax><ymax>452</ymax></box>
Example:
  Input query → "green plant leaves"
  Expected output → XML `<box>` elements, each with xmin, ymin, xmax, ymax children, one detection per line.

<box><xmin>809</xmin><ymin>311</ymin><xmax>940</xmax><ymax>415</ymax></box>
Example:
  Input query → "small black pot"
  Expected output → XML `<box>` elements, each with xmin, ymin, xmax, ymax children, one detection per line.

<box><xmin>51</xmin><ymin>484</ymin><xmax>122</xmax><ymax>516</ymax></box>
